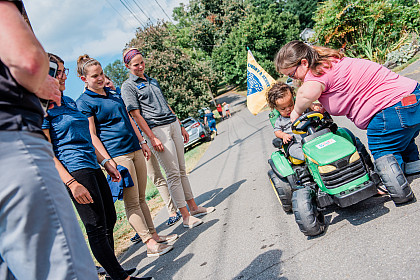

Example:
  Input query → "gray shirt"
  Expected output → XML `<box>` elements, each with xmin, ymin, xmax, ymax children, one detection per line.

<box><xmin>121</xmin><ymin>73</ymin><xmax>176</xmax><ymax>128</ymax></box>
<box><xmin>273</xmin><ymin>115</ymin><xmax>302</xmax><ymax>142</ymax></box>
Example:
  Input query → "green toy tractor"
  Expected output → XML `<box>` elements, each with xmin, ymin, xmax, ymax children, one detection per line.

<box><xmin>267</xmin><ymin>110</ymin><xmax>383</xmax><ymax>236</ymax></box>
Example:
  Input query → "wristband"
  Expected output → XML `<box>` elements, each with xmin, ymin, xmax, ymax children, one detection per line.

<box><xmin>65</xmin><ymin>178</ymin><xmax>76</xmax><ymax>187</ymax></box>
<box><xmin>140</xmin><ymin>139</ymin><xmax>147</xmax><ymax>145</ymax></box>
<box><xmin>101</xmin><ymin>158</ymin><xmax>111</xmax><ymax>167</ymax></box>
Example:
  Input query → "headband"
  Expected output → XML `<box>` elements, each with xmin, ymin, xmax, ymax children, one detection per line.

<box><xmin>124</xmin><ymin>49</ymin><xmax>142</xmax><ymax>65</ymax></box>
<box><xmin>81</xmin><ymin>58</ymin><xmax>96</xmax><ymax>75</ymax></box>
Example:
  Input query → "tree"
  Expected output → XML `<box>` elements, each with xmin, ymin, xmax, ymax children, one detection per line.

<box><xmin>126</xmin><ymin>22</ymin><xmax>216</xmax><ymax>119</ymax></box>
<box><xmin>211</xmin><ymin>2</ymin><xmax>300</xmax><ymax>86</ymax></box>
<box><xmin>283</xmin><ymin>0</ymin><xmax>322</xmax><ymax>30</ymax></box>
<box><xmin>103</xmin><ymin>60</ymin><xmax>129</xmax><ymax>89</ymax></box>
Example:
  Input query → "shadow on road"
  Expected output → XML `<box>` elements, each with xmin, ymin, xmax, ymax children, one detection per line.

<box><xmin>124</xmin><ymin>219</ymin><xmax>219</xmax><ymax>279</ymax></box>
<box><xmin>233</xmin><ymin>249</ymin><xmax>288</xmax><ymax>280</ymax></box>
<box><xmin>189</xmin><ymin>127</ymin><xmax>266</xmax><ymax>173</ymax></box>
<box><xmin>323</xmin><ymin>196</ymin><xmax>391</xmax><ymax>228</ymax></box>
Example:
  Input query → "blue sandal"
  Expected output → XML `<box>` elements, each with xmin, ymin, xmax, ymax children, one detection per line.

<box><xmin>167</xmin><ymin>212</ymin><xmax>181</xmax><ymax>226</ymax></box>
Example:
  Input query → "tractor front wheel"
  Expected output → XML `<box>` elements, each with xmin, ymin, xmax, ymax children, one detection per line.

<box><xmin>292</xmin><ymin>187</ymin><xmax>325</xmax><ymax>236</ymax></box>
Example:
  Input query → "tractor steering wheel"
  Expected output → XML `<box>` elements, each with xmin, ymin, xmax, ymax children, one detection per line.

<box><xmin>292</xmin><ymin>111</ymin><xmax>324</xmax><ymax>134</ymax></box>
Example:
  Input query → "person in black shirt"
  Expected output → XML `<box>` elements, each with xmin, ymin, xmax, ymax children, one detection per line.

<box><xmin>0</xmin><ymin>1</ymin><xmax>99</xmax><ymax>279</ymax></box>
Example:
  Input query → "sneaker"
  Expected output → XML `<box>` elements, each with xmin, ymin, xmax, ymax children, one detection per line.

<box><xmin>130</xmin><ymin>233</ymin><xmax>141</xmax><ymax>243</ymax></box>
<box><xmin>167</xmin><ymin>212</ymin><xmax>181</xmax><ymax>226</ymax></box>
<box><xmin>183</xmin><ymin>215</ymin><xmax>203</xmax><ymax>228</ymax></box>
<box><xmin>147</xmin><ymin>243</ymin><xmax>173</xmax><ymax>257</ymax></box>
<box><xmin>190</xmin><ymin>206</ymin><xmax>215</xmax><ymax>217</ymax></box>
<box><xmin>156</xmin><ymin>233</ymin><xmax>178</xmax><ymax>243</ymax></box>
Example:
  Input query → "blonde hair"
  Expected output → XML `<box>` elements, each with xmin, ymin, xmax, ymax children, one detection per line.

<box><xmin>274</xmin><ymin>40</ymin><xmax>344</xmax><ymax>77</ymax></box>
<box><xmin>76</xmin><ymin>54</ymin><xmax>101</xmax><ymax>77</ymax></box>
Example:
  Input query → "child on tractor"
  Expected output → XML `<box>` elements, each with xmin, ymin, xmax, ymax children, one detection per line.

<box><xmin>267</xmin><ymin>82</ymin><xmax>319</xmax><ymax>161</ymax></box>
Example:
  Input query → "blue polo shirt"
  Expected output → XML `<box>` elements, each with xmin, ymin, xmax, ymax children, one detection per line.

<box><xmin>42</xmin><ymin>96</ymin><xmax>99</xmax><ymax>172</ymax></box>
<box><xmin>76</xmin><ymin>87</ymin><xmax>140</xmax><ymax>158</ymax></box>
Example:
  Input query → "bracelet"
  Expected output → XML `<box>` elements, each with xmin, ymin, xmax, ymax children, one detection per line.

<box><xmin>180</xmin><ymin>123</ymin><xmax>184</xmax><ymax>128</ymax></box>
<box><xmin>140</xmin><ymin>139</ymin><xmax>147</xmax><ymax>145</ymax></box>
<box><xmin>101</xmin><ymin>158</ymin><xmax>111</xmax><ymax>167</ymax></box>
<box><xmin>65</xmin><ymin>178</ymin><xmax>76</xmax><ymax>187</ymax></box>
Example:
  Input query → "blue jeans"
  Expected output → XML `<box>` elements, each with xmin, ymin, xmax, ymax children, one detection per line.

<box><xmin>367</xmin><ymin>84</ymin><xmax>420</xmax><ymax>167</ymax></box>
<box><xmin>0</xmin><ymin>131</ymin><xmax>97</xmax><ymax>280</ymax></box>
<box><xmin>208</xmin><ymin>119</ymin><xmax>217</xmax><ymax>133</ymax></box>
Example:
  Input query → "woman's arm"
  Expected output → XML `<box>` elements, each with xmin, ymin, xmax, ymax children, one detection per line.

<box><xmin>43</xmin><ymin>129</ymin><xmax>93</xmax><ymax>204</ymax></box>
<box><xmin>167</xmin><ymin>104</ymin><xmax>189</xmax><ymax>143</ymax></box>
<box><xmin>129</xmin><ymin>109</ymin><xmax>164</xmax><ymax>152</ymax></box>
<box><xmin>290</xmin><ymin>81</ymin><xmax>325</xmax><ymax>122</ymax></box>
<box><xmin>127</xmin><ymin>111</ymin><xmax>151</xmax><ymax>160</ymax></box>
<box><xmin>204</xmin><ymin>116</ymin><xmax>207</xmax><ymax>126</ymax></box>
<box><xmin>87</xmin><ymin>116</ymin><xmax>118</xmax><ymax>168</ymax></box>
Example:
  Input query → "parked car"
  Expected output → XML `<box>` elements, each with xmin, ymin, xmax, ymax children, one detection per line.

<box><xmin>182</xmin><ymin>117</ymin><xmax>211</xmax><ymax>150</ymax></box>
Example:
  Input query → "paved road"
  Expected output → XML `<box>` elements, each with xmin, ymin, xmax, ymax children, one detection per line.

<box><xmin>120</xmin><ymin>92</ymin><xmax>420</xmax><ymax>280</ymax></box>
<box><xmin>120</xmin><ymin>63</ymin><xmax>420</xmax><ymax>279</ymax></box>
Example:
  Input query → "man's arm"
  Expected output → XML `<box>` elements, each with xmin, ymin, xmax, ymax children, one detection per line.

<box><xmin>0</xmin><ymin>2</ymin><xmax>61</xmax><ymax>104</ymax></box>
<box><xmin>0</xmin><ymin>2</ymin><xmax>48</xmax><ymax>92</ymax></box>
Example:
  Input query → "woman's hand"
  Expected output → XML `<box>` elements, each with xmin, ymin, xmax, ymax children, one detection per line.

<box><xmin>151</xmin><ymin>136</ymin><xmax>164</xmax><ymax>152</ymax></box>
<box><xmin>290</xmin><ymin>110</ymin><xmax>301</xmax><ymax>123</ymax></box>
<box><xmin>181</xmin><ymin>127</ymin><xmax>189</xmax><ymax>143</ymax></box>
<box><xmin>104</xmin><ymin>161</ymin><xmax>121</xmax><ymax>182</ymax></box>
<box><xmin>141</xmin><ymin>142</ymin><xmax>151</xmax><ymax>160</ymax></box>
<box><xmin>69</xmin><ymin>182</ymin><xmax>93</xmax><ymax>204</ymax></box>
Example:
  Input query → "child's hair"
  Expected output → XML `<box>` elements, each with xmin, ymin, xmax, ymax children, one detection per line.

<box><xmin>76</xmin><ymin>54</ymin><xmax>101</xmax><ymax>77</ymax></box>
<box><xmin>266</xmin><ymin>82</ymin><xmax>294</xmax><ymax>109</ymax></box>
<box><xmin>122</xmin><ymin>47</ymin><xmax>143</xmax><ymax>65</ymax></box>
<box><xmin>274</xmin><ymin>40</ymin><xmax>344</xmax><ymax>77</ymax></box>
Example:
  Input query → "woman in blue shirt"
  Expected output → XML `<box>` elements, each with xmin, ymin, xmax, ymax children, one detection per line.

<box><xmin>75</xmin><ymin>54</ymin><xmax>176</xmax><ymax>258</ymax></box>
<box><xmin>42</xmin><ymin>54</ymin><xmax>146</xmax><ymax>280</ymax></box>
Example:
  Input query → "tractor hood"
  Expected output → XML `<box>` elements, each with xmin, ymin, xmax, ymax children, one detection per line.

<box><xmin>302</xmin><ymin>132</ymin><xmax>356</xmax><ymax>166</ymax></box>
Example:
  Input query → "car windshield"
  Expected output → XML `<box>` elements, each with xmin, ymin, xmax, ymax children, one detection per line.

<box><xmin>182</xmin><ymin>118</ymin><xmax>196</xmax><ymax>128</ymax></box>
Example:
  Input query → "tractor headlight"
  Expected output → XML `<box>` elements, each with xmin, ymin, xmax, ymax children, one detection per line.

<box><xmin>318</xmin><ymin>165</ymin><xmax>337</xmax><ymax>173</ymax></box>
<box><xmin>349</xmin><ymin>151</ymin><xmax>360</xmax><ymax>163</ymax></box>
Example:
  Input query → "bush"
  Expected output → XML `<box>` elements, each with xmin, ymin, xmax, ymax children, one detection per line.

<box><xmin>313</xmin><ymin>0</ymin><xmax>420</xmax><ymax>63</ymax></box>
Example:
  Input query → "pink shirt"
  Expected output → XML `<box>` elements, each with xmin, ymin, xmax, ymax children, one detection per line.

<box><xmin>304</xmin><ymin>57</ymin><xmax>417</xmax><ymax>129</ymax></box>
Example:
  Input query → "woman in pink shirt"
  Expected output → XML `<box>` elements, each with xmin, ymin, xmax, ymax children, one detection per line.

<box><xmin>274</xmin><ymin>40</ymin><xmax>419</xmax><ymax>204</ymax></box>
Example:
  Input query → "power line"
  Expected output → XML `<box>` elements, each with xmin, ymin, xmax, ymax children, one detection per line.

<box><xmin>153</xmin><ymin>0</ymin><xmax>174</xmax><ymax>23</ymax></box>
<box><xmin>130</xmin><ymin>0</ymin><xmax>156</xmax><ymax>23</ymax></box>
<box><xmin>103</xmin><ymin>0</ymin><xmax>138</xmax><ymax>30</ymax></box>
<box><xmin>119</xmin><ymin>0</ymin><xmax>147</xmax><ymax>29</ymax></box>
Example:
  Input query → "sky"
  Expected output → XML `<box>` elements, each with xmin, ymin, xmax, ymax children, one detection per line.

<box><xmin>24</xmin><ymin>0</ymin><xmax>186</xmax><ymax>100</ymax></box>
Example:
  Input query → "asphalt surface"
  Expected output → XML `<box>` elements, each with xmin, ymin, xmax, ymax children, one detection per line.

<box><xmin>120</xmin><ymin>66</ymin><xmax>420</xmax><ymax>280</ymax></box>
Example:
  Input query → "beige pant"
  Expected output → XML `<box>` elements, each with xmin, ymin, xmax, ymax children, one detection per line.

<box><xmin>113</xmin><ymin>150</ymin><xmax>155</xmax><ymax>242</ymax></box>
<box><xmin>145</xmin><ymin>121</ymin><xmax>194</xmax><ymax>209</ymax></box>
<box><xmin>146</xmin><ymin>152</ymin><xmax>177</xmax><ymax>215</ymax></box>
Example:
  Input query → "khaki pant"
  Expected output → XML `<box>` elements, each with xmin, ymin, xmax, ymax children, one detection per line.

<box><xmin>145</xmin><ymin>121</ymin><xmax>194</xmax><ymax>209</ymax></box>
<box><xmin>113</xmin><ymin>150</ymin><xmax>156</xmax><ymax>242</ymax></box>
<box><xmin>146</xmin><ymin>152</ymin><xmax>177</xmax><ymax>215</ymax></box>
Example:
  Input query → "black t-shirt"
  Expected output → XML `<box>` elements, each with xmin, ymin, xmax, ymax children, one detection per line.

<box><xmin>0</xmin><ymin>0</ymin><xmax>44</xmax><ymax>133</ymax></box>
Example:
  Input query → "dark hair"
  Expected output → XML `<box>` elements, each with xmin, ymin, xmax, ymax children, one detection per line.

<box><xmin>266</xmin><ymin>82</ymin><xmax>294</xmax><ymax>109</ymax></box>
<box><xmin>274</xmin><ymin>40</ymin><xmax>344</xmax><ymax>77</ymax></box>
<box><xmin>47</xmin><ymin>53</ymin><xmax>64</xmax><ymax>64</ymax></box>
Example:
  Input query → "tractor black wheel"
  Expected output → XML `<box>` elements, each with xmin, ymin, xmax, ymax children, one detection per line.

<box><xmin>268</xmin><ymin>170</ymin><xmax>292</xmax><ymax>213</ymax></box>
<box><xmin>375</xmin><ymin>154</ymin><xmax>414</xmax><ymax>204</ymax></box>
<box><xmin>292</xmin><ymin>187</ymin><xmax>325</xmax><ymax>236</ymax></box>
